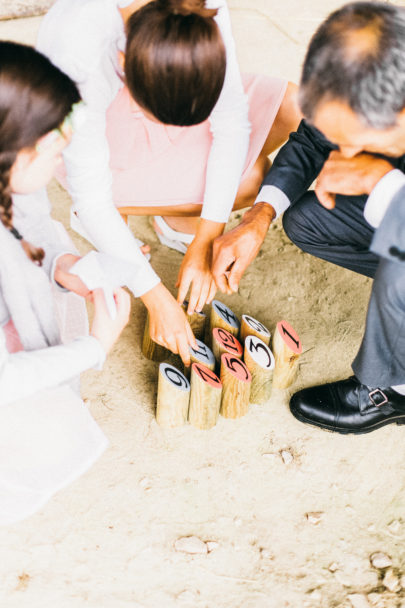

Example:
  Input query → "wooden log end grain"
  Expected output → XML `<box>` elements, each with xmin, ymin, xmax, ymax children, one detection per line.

<box><xmin>272</xmin><ymin>320</ymin><xmax>302</xmax><ymax>389</ymax></box>
<box><xmin>240</xmin><ymin>314</ymin><xmax>271</xmax><ymax>345</ymax></box>
<box><xmin>220</xmin><ymin>353</ymin><xmax>251</xmax><ymax>419</ymax></box>
<box><xmin>244</xmin><ymin>335</ymin><xmax>275</xmax><ymax>404</ymax></box>
<box><xmin>156</xmin><ymin>364</ymin><xmax>190</xmax><ymax>428</ymax></box>
<box><xmin>189</xmin><ymin>363</ymin><xmax>222</xmax><ymax>430</ymax></box>
<box><xmin>210</xmin><ymin>300</ymin><xmax>240</xmax><ymax>339</ymax></box>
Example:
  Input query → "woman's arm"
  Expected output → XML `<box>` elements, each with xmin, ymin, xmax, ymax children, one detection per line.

<box><xmin>176</xmin><ymin>0</ymin><xmax>251</xmax><ymax>311</ymax></box>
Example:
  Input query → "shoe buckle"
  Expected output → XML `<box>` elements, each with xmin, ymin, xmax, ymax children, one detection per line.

<box><xmin>369</xmin><ymin>389</ymin><xmax>389</xmax><ymax>407</ymax></box>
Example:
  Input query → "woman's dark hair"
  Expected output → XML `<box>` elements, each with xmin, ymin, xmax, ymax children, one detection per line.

<box><xmin>0</xmin><ymin>41</ymin><xmax>80</xmax><ymax>263</ymax></box>
<box><xmin>299</xmin><ymin>2</ymin><xmax>405</xmax><ymax>128</ymax></box>
<box><xmin>125</xmin><ymin>0</ymin><xmax>226</xmax><ymax>126</ymax></box>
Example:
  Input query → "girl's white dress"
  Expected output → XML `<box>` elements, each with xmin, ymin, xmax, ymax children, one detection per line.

<box><xmin>0</xmin><ymin>191</ymin><xmax>108</xmax><ymax>525</ymax></box>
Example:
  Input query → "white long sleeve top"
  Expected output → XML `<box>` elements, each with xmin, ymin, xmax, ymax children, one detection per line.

<box><xmin>37</xmin><ymin>0</ymin><xmax>250</xmax><ymax>296</ymax></box>
<box><xmin>0</xmin><ymin>192</ymin><xmax>105</xmax><ymax>407</ymax></box>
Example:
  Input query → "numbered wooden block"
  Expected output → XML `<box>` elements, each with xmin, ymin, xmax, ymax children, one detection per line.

<box><xmin>156</xmin><ymin>364</ymin><xmax>190</xmax><ymax>428</ymax></box>
<box><xmin>240</xmin><ymin>314</ymin><xmax>271</xmax><ymax>346</ymax></box>
<box><xmin>212</xmin><ymin>327</ymin><xmax>243</xmax><ymax>364</ymax></box>
<box><xmin>210</xmin><ymin>300</ymin><xmax>240</xmax><ymax>340</ymax></box>
<box><xmin>189</xmin><ymin>363</ymin><xmax>222</xmax><ymax>430</ymax></box>
<box><xmin>142</xmin><ymin>312</ymin><xmax>169</xmax><ymax>362</ymax></box>
<box><xmin>184</xmin><ymin>339</ymin><xmax>215</xmax><ymax>378</ymax></box>
<box><xmin>182</xmin><ymin>301</ymin><xmax>206</xmax><ymax>341</ymax></box>
<box><xmin>220</xmin><ymin>353</ymin><xmax>251</xmax><ymax>419</ymax></box>
<box><xmin>272</xmin><ymin>320</ymin><xmax>302</xmax><ymax>389</ymax></box>
<box><xmin>244</xmin><ymin>335</ymin><xmax>275</xmax><ymax>404</ymax></box>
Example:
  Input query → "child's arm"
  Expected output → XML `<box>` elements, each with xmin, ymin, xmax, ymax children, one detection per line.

<box><xmin>0</xmin><ymin>288</ymin><xmax>130</xmax><ymax>407</ymax></box>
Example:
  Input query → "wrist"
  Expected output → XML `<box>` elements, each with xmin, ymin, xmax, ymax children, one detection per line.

<box><xmin>194</xmin><ymin>219</ymin><xmax>226</xmax><ymax>245</ymax></box>
<box><xmin>141</xmin><ymin>281</ymin><xmax>171</xmax><ymax>311</ymax></box>
<box><xmin>366</xmin><ymin>159</ymin><xmax>394</xmax><ymax>194</ymax></box>
<box><xmin>243</xmin><ymin>202</ymin><xmax>275</xmax><ymax>232</ymax></box>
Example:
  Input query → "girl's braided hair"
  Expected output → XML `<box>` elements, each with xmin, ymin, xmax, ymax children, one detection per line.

<box><xmin>0</xmin><ymin>41</ymin><xmax>80</xmax><ymax>263</ymax></box>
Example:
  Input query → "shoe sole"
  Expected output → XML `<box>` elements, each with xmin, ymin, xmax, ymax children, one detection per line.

<box><xmin>290</xmin><ymin>404</ymin><xmax>405</xmax><ymax>435</ymax></box>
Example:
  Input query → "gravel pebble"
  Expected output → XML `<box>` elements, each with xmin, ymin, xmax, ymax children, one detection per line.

<box><xmin>348</xmin><ymin>594</ymin><xmax>371</xmax><ymax>608</ymax></box>
<box><xmin>382</xmin><ymin>568</ymin><xmax>400</xmax><ymax>593</ymax></box>
<box><xmin>306</xmin><ymin>512</ymin><xmax>324</xmax><ymax>525</ymax></box>
<box><xmin>281</xmin><ymin>450</ymin><xmax>294</xmax><ymax>465</ymax></box>
<box><xmin>174</xmin><ymin>536</ymin><xmax>208</xmax><ymax>555</ymax></box>
<box><xmin>370</xmin><ymin>552</ymin><xmax>392</xmax><ymax>569</ymax></box>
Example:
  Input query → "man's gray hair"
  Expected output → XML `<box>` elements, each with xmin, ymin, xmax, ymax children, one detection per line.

<box><xmin>299</xmin><ymin>2</ymin><xmax>405</xmax><ymax>129</ymax></box>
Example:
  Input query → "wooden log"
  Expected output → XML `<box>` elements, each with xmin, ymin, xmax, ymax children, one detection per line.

<box><xmin>142</xmin><ymin>312</ymin><xmax>169</xmax><ymax>362</ymax></box>
<box><xmin>156</xmin><ymin>364</ymin><xmax>190</xmax><ymax>428</ymax></box>
<box><xmin>188</xmin><ymin>363</ymin><xmax>222</xmax><ymax>430</ymax></box>
<box><xmin>182</xmin><ymin>302</ymin><xmax>206</xmax><ymax>341</ymax></box>
<box><xmin>240</xmin><ymin>314</ymin><xmax>271</xmax><ymax>345</ymax></box>
<box><xmin>244</xmin><ymin>336</ymin><xmax>275</xmax><ymax>404</ymax></box>
<box><xmin>184</xmin><ymin>339</ymin><xmax>215</xmax><ymax>378</ymax></box>
<box><xmin>220</xmin><ymin>353</ymin><xmax>251</xmax><ymax>419</ymax></box>
<box><xmin>212</xmin><ymin>327</ymin><xmax>243</xmax><ymax>365</ymax></box>
<box><xmin>210</xmin><ymin>300</ymin><xmax>240</xmax><ymax>341</ymax></box>
<box><xmin>272</xmin><ymin>320</ymin><xmax>302</xmax><ymax>389</ymax></box>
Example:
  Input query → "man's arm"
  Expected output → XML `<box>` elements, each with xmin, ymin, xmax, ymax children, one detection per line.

<box><xmin>212</xmin><ymin>120</ymin><xmax>336</xmax><ymax>292</ymax></box>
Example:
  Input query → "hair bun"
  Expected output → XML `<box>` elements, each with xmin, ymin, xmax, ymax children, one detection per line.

<box><xmin>158</xmin><ymin>0</ymin><xmax>218</xmax><ymax>18</ymax></box>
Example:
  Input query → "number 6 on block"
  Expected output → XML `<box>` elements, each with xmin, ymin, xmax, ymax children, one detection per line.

<box><xmin>220</xmin><ymin>353</ymin><xmax>251</xmax><ymax>419</ymax></box>
<box><xmin>156</xmin><ymin>364</ymin><xmax>190</xmax><ymax>428</ymax></box>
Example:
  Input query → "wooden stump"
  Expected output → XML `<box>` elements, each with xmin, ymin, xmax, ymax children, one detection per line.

<box><xmin>240</xmin><ymin>314</ymin><xmax>271</xmax><ymax>345</ymax></box>
<box><xmin>244</xmin><ymin>336</ymin><xmax>275</xmax><ymax>404</ymax></box>
<box><xmin>142</xmin><ymin>312</ymin><xmax>169</xmax><ymax>362</ymax></box>
<box><xmin>184</xmin><ymin>339</ymin><xmax>215</xmax><ymax>378</ymax></box>
<box><xmin>272</xmin><ymin>320</ymin><xmax>302</xmax><ymax>389</ymax></box>
<box><xmin>182</xmin><ymin>302</ymin><xmax>206</xmax><ymax>341</ymax></box>
<box><xmin>188</xmin><ymin>363</ymin><xmax>222</xmax><ymax>430</ymax></box>
<box><xmin>209</xmin><ymin>300</ymin><xmax>240</xmax><ymax>342</ymax></box>
<box><xmin>156</xmin><ymin>364</ymin><xmax>190</xmax><ymax>428</ymax></box>
<box><xmin>220</xmin><ymin>353</ymin><xmax>251</xmax><ymax>419</ymax></box>
<box><xmin>212</xmin><ymin>327</ymin><xmax>243</xmax><ymax>364</ymax></box>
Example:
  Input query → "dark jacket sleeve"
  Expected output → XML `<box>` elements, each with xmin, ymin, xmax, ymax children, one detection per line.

<box><xmin>371</xmin><ymin>184</ymin><xmax>405</xmax><ymax>263</ymax></box>
<box><xmin>263</xmin><ymin>119</ymin><xmax>337</xmax><ymax>205</ymax></box>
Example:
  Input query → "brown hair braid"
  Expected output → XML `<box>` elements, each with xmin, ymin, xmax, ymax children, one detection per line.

<box><xmin>0</xmin><ymin>41</ymin><xmax>80</xmax><ymax>264</ymax></box>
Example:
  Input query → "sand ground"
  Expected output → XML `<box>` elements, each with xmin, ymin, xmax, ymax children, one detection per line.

<box><xmin>1</xmin><ymin>2</ymin><xmax>405</xmax><ymax>608</ymax></box>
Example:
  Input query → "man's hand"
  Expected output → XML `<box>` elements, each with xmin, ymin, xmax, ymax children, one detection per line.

<box><xmin>141</xmin><ymin>282</ymin><xmax>197</xmax><ymax>366</ymax></box>
<box><xmin>315</xmin><ymin>151</ymin><xmax>394</xmax><ymax>209</ymax></box>
<box><xmin>212</xmin><ymin>203</ymin><xmax>275</xmax><ymax>294</ymax></box>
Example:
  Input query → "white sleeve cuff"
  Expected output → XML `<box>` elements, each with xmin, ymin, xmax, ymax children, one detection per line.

<box><xmin>254</xmin><ymin>185</ymin><xmax>291</xmax><ymax>219</ymax></box>
<box><xmin>364</xmin><ymin>169</ymin><xmax>405</xmax><ymax>228</ymax></box>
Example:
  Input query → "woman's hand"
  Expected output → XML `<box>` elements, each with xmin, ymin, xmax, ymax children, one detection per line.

<box><xmin>141</xmin><ymin>282</ymin><xmax>197</xmax><ymax>366</ymax></box>
<box><xmin>90</xmin><ymin>287</ymin><xmax>131</xmax><ymax>355</ymax></box>
<box><xmin>176</xmin><ymin>219</ymin><xmax>225</xmax><ymax>315</ymax></box>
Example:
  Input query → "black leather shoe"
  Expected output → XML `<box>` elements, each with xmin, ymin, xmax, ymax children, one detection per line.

<box><xmin>290</xmin><ymin>376</ymin><xmax>405</xmax><ymax>434</ymax></box>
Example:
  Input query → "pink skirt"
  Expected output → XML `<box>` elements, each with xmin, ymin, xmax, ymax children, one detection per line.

<box><xmin>105</xmin><ymin>73</ymin><xmax>287</xmax><ymax>207</ymax></box>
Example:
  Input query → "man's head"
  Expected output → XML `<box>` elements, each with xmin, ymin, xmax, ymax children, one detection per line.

<box><xmin>299</xmin><ymin>2</ymin><xmax>405</xmax><ymax>157</ymax></box>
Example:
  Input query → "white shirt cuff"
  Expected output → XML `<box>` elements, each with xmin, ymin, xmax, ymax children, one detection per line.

<box><xmin>254</xmin><ymin>185</ymin><xmax>291</xmax><ymax>219</ymax></box>
<box><xmin>364</xmin><ymin>169</ymin><xmax>405</xmax><ymax>229</ymax></box>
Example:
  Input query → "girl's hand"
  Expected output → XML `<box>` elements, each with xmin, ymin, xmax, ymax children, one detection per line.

<box><xmin>54</xmin><ymin>253</ymin><xmax>90</xmax><ymax>296</ymax></box>
<box><xmin>141</xmin><ymin>283</ymin><xmax>197</xmax><ymax>366</ymax></box>
<box><xmin>89</xmin><ymin>287</ymin><xmax>131</xmax><ymax>355</ymax></box>
<box><xmin>176</xmin><ymin>239</ymin><xmax>217</xmax><ymax>315</ymax></box>
<box><xmin>176</xmin><ymin>218</ymin><xmax>225</xmax><ymax>315</ymax></box>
